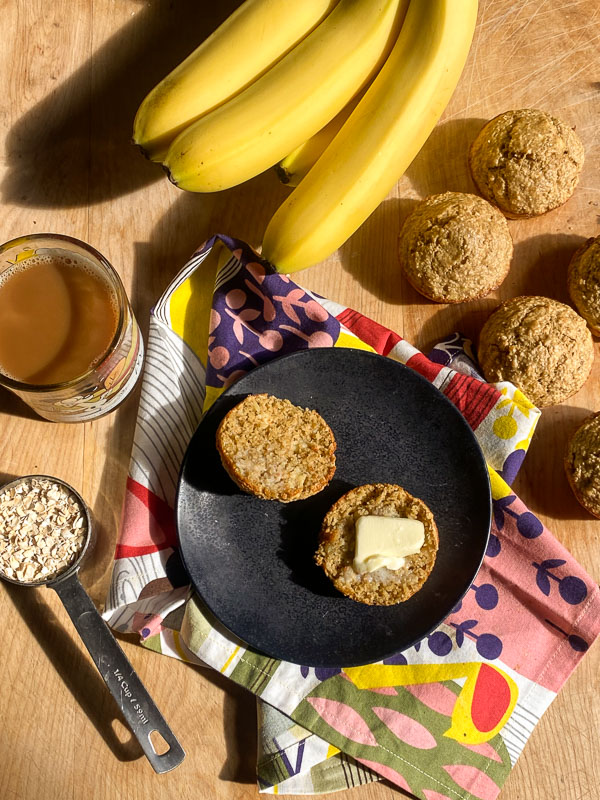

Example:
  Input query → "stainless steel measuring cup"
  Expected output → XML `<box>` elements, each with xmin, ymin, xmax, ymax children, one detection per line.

<box><xmin>0</xmin><ymin>475</ymin><xmax>185</xmax><ymax>773</ymax></box>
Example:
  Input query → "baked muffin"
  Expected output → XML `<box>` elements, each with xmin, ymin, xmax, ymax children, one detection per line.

<box><xmin>216</xmin><ymin>393</ymin><xmax>336</xmax><ymax>501</ymax></box>
<box><xmin>469</xmin><ymin>109</ymin><xmax>584</xmax><ymax>218</ymax></box>
<box><xmin>478</xmin><ymin>295</ymin><xmax>594</xmax><ymax>408</ymax></box>
<box><xmin>565</xmin><ymin>411</ymin><xmax>600</xmax><ymax>518</ymax></box>
<box><xmin>398</xmin><ymin>191</ymin><xmax>513</xmax><ymax>303</ymax></box>
<box><xmin>568</xmin><ymin>236</ymin><xmax>600</xmax><ymax>335</ymax></box>
<box><xmin>314</xmin><ymin>483</ymin><xmax>438</xmax><ymax>606</ymax></box>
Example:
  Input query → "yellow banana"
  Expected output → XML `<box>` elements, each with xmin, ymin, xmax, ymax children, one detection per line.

<box><xmin>276</xmin><ymin>91</ymin><xmax>364</xmax><ymax>188</ymax></box>
<box><xmin>164</xmin><ymin>0</ymin><xmax>409</xmax><ymax>193</ymax></box>
<box><xmin>261</xmin><ymin>0</ymin><xmax>478</xmax><ymax>273</ymax></box>
<box><xmin>133</xmin><ymin>0</ymin><xmax>340</xmax><ymax>162</ymax></box>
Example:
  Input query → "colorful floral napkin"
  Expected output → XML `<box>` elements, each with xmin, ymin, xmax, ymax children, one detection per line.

<box><xmin>104</xmin><ymin>235</ymin><xmax>600</xmax><ymax>799</ymax></box>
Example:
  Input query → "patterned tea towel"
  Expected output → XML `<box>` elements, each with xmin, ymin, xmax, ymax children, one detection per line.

<box><xmin>103</xmin><ymin>235</ymin><xmax>600</xmax><ymax>800</ymax></box>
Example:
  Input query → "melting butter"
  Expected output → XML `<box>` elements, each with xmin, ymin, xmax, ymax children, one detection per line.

<box><xmin>353</xmin><ymin>515</ymin><xmax>425</xmax><ymax>574</ymax></box>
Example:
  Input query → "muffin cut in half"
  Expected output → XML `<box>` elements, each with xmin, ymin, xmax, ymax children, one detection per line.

<box><xmin>216</xmin><ymin>393</ymin><xmax>336</xmax><ymax>502</ymax></box>
<box><xmin>315</xmin><ymin>483</ymin><xmax>439</xmax><ymax>606</ymax></box>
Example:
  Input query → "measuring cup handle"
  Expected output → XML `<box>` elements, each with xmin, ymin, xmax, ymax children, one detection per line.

<box><xmin>51</xmin><ymin>572</ymin><xmax>185</xmax><ymax>773</ymax></box>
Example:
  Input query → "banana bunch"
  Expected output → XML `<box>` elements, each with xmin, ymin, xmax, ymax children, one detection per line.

<box><xmin>133</xmin><ymin>0</ymin><xmax>340</xmax><ymax>161</ymax></box>
<box><xmin>162</xmin><ymin>0</ymin><xmax>407</xmax><ymax>192</ymax></box>
<box><xmin>134</xmin><ymin>0</ymin><xmax>478</xmax><ymax>273</ymax></box>
<box><xmin>134</xmin><ymin>0</ymin><xmax>407</xmax><ymax>180</ymax></box>
<box><xmin>263</xmin><ymin>0</ymin><xmax>478</xmax><ymax>272</ymax></box>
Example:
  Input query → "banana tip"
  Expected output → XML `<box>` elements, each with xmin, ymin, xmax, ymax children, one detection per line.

<box><xmin>262</xmin><ymin>258</ymin><xmax>278</xmax><ymax>274</ymax></box>
<box><xmin>274</xmin><ymin>164</ymin><xmax>291</xmax><ymax>185</ymax></box>
<box><xmin>159</xmin><ymin>164</ymin><xmax>177</xmax><ymax>187</ymax></box>
<box><xmin>132</xmin><ymin>139</ymin><xmax>152</xmax><ymax>161</ymax></box>
<box><xmin>259</xmin><ymin>253</ymin><xmax>288</xmax><ymax>275</ymax></box>
<box><xmin>132</xmin><ymin>136</ymin><xmax>169</xmax><ymax>164</ymax></box>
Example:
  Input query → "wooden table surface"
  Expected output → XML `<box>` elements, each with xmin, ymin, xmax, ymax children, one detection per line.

<box><xmin>1</xmin><ymin>1</ymin><xmax>599</xmax><ymax>798</ymax></box>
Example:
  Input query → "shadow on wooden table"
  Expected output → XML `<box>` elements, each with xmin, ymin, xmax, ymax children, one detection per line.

<box><xmin>514</xmin><ymin>403</ymin><xmax>597</xmax><ymax>523</ymax></box>
<box><xmin>336</xmin><ymin>195</ymin><xmax>419</xmax><ymax>306</ymax></box>
<box><xmin>198</xmin><ymin>665</ymin><xmax>259</xmax><ymax>784</ymax></box>
<box><xmin>1</xmin><ymin>0</ymin><xmax>243</xmax><ymax>208</ymax></box>
<box><xmin>508</xmin><ymin>232</ymin><xmax>586</xmax><ymax>300</ymax></box>
<box><xmin>2</xmin><ymin>579</ymin><xmax>144</xmax><ymax>762</ymax></box>
<box><xmin>404</xmin><ymin>116</ymin><xmax>488</xmax><ymax>198</ymax></box>
<box><xmin>0</xmin><ymin>385</ymin><xmax>47</xmax><ymax>421</ymax></box>
<box><xmin>336</xmin><ymin>117</ymin><xmax>489</xmax><ymax>305</ymax></box>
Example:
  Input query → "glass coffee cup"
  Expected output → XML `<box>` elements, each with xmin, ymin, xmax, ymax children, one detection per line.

<box><xmin>0</xmin><ymin>234</ymin><xmax>144</xmax><ymax>422</ymax></box>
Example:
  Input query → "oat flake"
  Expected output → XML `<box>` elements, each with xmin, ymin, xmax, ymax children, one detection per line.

<box><xmin>0</xmin><ymin>478</ymin><xmax>87</xmax><ymax>583</ymax></box>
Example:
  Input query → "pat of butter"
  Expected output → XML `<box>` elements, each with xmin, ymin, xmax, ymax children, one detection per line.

<box><xmin>353</xmin><ymin>515</ymin><xmax>425</xmax><ymax>574</ymax></box>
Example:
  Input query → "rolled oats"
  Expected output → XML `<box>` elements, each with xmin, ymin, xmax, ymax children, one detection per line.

<box><xmin>0</xmin><ymin>478</ymin><xmax>88</xmax><ymax>583</ymax></box>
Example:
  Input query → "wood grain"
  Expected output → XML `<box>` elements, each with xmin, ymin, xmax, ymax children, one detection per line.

<box><xmin>0</xmin><ymin>1</ymin><xmax>599</xmax><ymax>798</ymax></box>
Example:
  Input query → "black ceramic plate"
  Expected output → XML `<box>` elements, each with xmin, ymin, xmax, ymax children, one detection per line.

<box><xmin>176</xmin><ymin>348</ymin><xmax>491</xmax><ymax>667</ymax></box>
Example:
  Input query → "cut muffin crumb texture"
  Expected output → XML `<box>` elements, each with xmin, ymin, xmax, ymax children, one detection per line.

<box><xmin>565</xmin><ymin>411</ymin><xmax>600</xmax><ymax>519</ymax></box>
<box><xmin>477</xmin><ymin>295</ymin><xmax>594</xmax><ymax>408</ymax></box>
<box><xmin>215</xmin><ymin>393</ymin><xmax>336</xmax><ymax>502</ymax></box>
<box><xmin>315</xmin><ymin>483</ymin><xmax>439</xmax><ymax>606</ymax></box>
<box><xmin>398</xmin><ymin>191</ymin><xmax>513</xmax><ymax>304</ymax></box>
